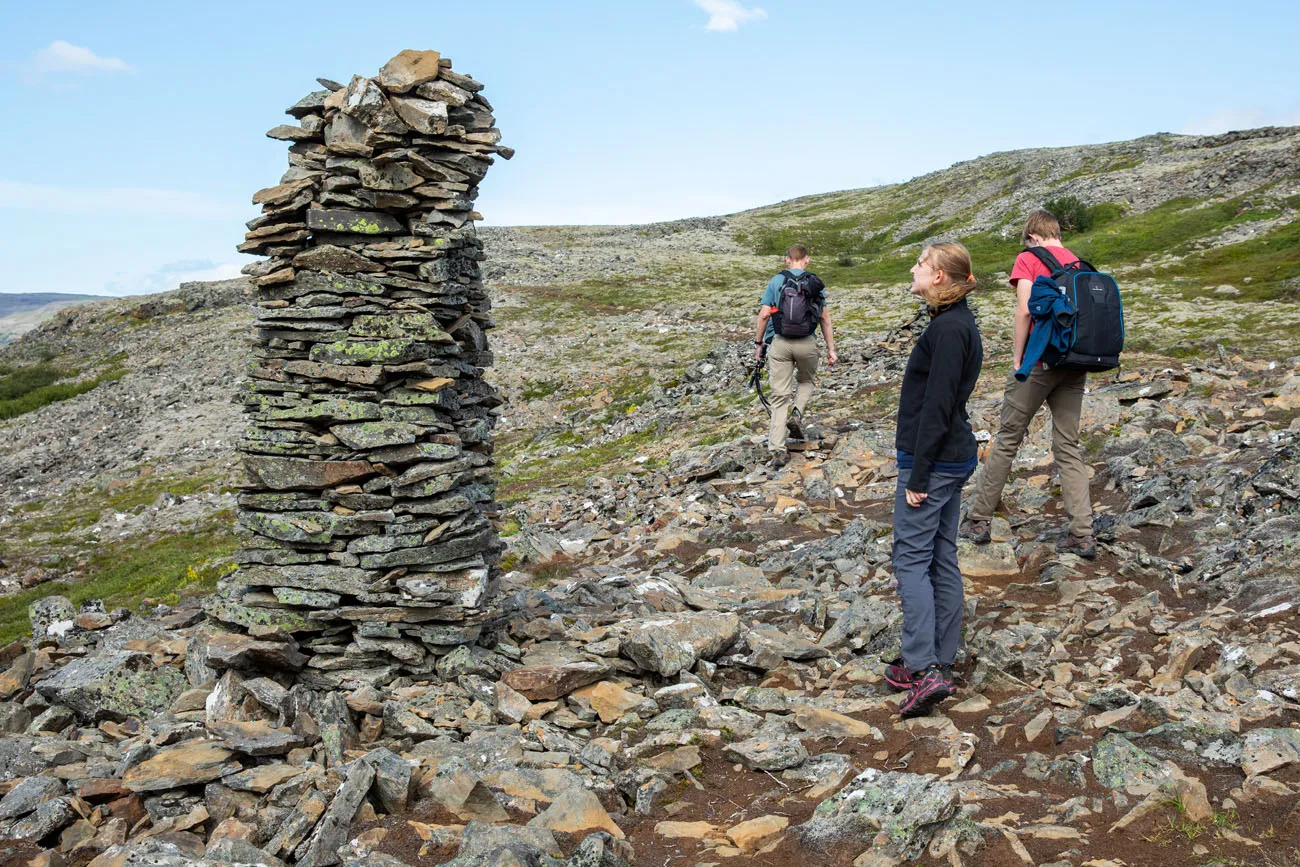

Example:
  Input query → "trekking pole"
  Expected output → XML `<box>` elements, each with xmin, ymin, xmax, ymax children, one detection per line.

<box><xmin>746</xmin><ymin>341</ymin><xmax>771</xmax><ymax>411</ymax></box>
<box><xmin>878</xmin><ymin>304</ymin><xmax>928</xmax><ymax>349</ymax></box>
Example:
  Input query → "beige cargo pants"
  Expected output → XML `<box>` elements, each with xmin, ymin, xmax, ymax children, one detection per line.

<box><xmin>967</xmin><ymin>365</ymin><xmax>1093</xmax><ymax>536</ymax></box>
<box><xmin>767</xmin><ymin>335</ymin><xmax>819</xmax><ymax>452</ymax></box>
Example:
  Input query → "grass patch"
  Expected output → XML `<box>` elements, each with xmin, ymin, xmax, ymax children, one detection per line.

<box><xmin>1</xmin><ymin>467</ymin><xmax>228</xmax><ymax>558</ymax></box>
<box><xmin>520</xmin><ymin>378</ymin><xmax>561</xmax><ymax>400</ymax></box>
<box><xmin>1068</xmin><ymin>196</ymin><xmax>1274</xmax><ymax>265</ymax></box>
<box><xmin>0</xmin><ymin>357</ymin><xmax>128</xmax><ymax>420</ymax></box>
<box><xmin>0</xmin><ymin>523</ymin><xmax>237</xmax><ymax>644</ymax></box>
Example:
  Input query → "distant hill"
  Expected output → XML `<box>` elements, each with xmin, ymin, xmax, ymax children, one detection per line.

<box><xmin>0</xmin><ymin>293</ymin><xmax>106</xmax><ymax>345</ymax></box>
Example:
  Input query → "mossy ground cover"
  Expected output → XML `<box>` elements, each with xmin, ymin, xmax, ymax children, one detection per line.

<box><xmin>0</xmin><ymin>522</ymin><xmax>236</xmax><ymax>644</ymax></box>
<box><xmin>498</xmin><ymin>426</ymin><xmax>667</xmax><ymax>505</ymax></box>
<box><xmin>1139</xmin><ymin>219</ymin><xmax>1300</xmax><ymax>302</ymax></box>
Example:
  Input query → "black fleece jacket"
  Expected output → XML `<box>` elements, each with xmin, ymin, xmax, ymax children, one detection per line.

<box><xmin>894</xmin><ymin>297</ymin><xmax>984</xmax><ymax>491</ymax></box>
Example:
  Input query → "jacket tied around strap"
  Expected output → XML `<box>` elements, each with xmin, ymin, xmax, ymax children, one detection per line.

<box><xmin>1015</xmin><ymin>276</ymin><xmax>1076</xmax><ymax>381</ymax></box>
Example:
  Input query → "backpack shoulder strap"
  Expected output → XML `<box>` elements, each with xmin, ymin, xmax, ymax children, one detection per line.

<box><xmin>1025</xmin><ymin>246</ymin><xmax>1065</xmax><ymax>275</ymax></box>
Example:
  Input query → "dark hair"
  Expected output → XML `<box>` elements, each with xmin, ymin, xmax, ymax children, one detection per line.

<box><xmin>785</xmin><ymin>244</ymin><xmax>809</xmax><ymax>261</ymax></box>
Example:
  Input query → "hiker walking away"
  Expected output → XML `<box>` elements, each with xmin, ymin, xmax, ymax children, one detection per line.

<box><xmin>753</xmin><ymin>244</ymin><xmax>837</xmax><ymax>469</ymax></box>
<box><xmin>960</xmin><ymin>209</ymin><xmax>1097</xmax><ymax>559</ymax></box>
<box><xmin>886</xmin><ymin>242</ymin><xmax>983</xmax><ymax>718</ymax></box>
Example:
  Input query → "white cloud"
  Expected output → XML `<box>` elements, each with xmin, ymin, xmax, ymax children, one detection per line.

<box><xmin>694</xmin><ymin>0</ymin><xmax>767</xmax><ymax>32</ymax></box>
<box><xmin>0</xmin><ymin>180</ymin><xmax>244</xmax><ymax>221</ymax></box>
<box><xmin>1181</xmin><ymin>105</ymin><xmax>1300</xmax><ymax>135</ymax></box>
<box><xmin>102</xmin><ymin>260</ymin><xmax>244</xmax><ymax>297</ymax></box>
<box><xmin>22</xmin><ymin>40</ymin><xmax>134</xmax><ymax>85</ymax></box>
<box><xmin>484</xmin><ymin>190</ymin><xmax>759</xmax><ymax>226</ymax></box>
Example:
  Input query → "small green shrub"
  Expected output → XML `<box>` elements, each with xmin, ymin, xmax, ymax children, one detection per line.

<box><xmin>0</xmin><ymin>363</ymin><xmax>69</xmax><ymax>401</ymax></box>
<box><xmin>0</xmin><ymin>359</ymin><xmax>128</xmax><ymax>420</ymax></box>
<box><xmin>1043</xmin><ymin>195</ymin><xmax>1093</xmax><ymax>233</ymax></box>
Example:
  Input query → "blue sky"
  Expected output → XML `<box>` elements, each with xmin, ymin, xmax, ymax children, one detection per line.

<box><xmin>2</xmin><ymin>0</ymin><xmax>1298</xmax><ymax>297</ymax></box>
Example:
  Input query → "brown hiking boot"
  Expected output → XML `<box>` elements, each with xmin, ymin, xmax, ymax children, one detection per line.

<box><xmin>959</xmin><ymin>518</ymin><xmax>990</xmax><ymax>544</ymax></box>
<box><xmin>786</xmin><ymin>408</ymin><xmax>806</xmax><ymax>441</ymax></box>
<box><xmin>1058</xmin><ymin>533</ymin><xmax>1097</xmax><ymax>559</ymax></box>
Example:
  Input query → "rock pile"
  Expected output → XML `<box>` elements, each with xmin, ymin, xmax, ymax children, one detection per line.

<box><xmin>213</xmin><ymin>49</ymin><xmax>514</xmax><ymax>687</ymax></box>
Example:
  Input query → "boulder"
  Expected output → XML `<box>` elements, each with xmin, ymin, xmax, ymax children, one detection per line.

<box><xmin>526</xmin><ymin>788</ymin><xmax>624</xmax><ymax>840</ymax></box>
<box><xmin>1242</xmin><ymin>728</ymin><xmax>1300</xmax><ymax>776</ymax></box>
<box><xmin>620</xmin><ymin>612</ymin><xmax>740</xmax><ymax>677</ymax></box>
<box><xmin>36</xmin><ymin>651</ymin><xmax>187</xmax><ymax>723</ymax></box>
<box><xmin>723</xmin><ymin>736</ymin><xmax>808</xmax><ymax>771</ymax></box>
<box><xmin>797</xmin><ymin>769</ymin><xmax>957</xmax><ymax>860</ymax></box>
<box><xmin>0</xmin><ymin>776</ymin><xmax>65</xmax><ymax>821</ymax></box>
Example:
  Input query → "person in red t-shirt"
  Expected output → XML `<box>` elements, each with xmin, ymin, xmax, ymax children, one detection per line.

<box><xmin>960</xmin><ymin>209</ymin><xmax>1096</xmax><ymax>558</ymax></box>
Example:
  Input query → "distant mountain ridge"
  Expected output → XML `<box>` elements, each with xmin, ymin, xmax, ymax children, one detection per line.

<box><xmin>0</xmin><ymin>293</ymin><xmax>105</xmax><ymax>317</ymax></box>
<box><xmin>0</xmin><ymin>293</ymin><xmax>107</xmax><ymax>345</ymax></box>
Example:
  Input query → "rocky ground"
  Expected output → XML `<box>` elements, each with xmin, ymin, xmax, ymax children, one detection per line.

<box><xmin>0</xmin><ymin>127</ymin><xmax>1298</xmax><ymax>866</ymax></box>
<box><xmin>0</xmin><ymin>335</ymin><xmax>1298</xmax><ymax>866</ymax></box>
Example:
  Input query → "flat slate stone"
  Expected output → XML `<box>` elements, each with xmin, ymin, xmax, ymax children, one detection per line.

<box><xmin>234</xmin><ymin>564</ymin><xmax>374</xmax><ymax>595</ymax></box>
<box><xmin>377</xmin><ymin>49</ymin><xmax>442</xmax><ymax>93</ymax></box>
<box><xmin>209</xmin><ymin>720</ymin><xmax>304</xmax><ymax>757</ymax></box>
<box><xmin>242</xmin><ymin>456</ymin><xmax>372</xmax><ymax>490</ymax></box>
<box><xmin>292</xmin><ymin>244</ymin><xmax>386</xmax><ymax>273</ymax></box>
<box><xmin>306</xmin><ymin>208</ymin><xmax>404</xmax><ymax>235</ymax></box>
<box><xmin>500</xmin><ymin>661</ymin><xmax>610</xmax><ymax>701</ymax></box>
<box><xmin>310</xmin><ymin>339</ymin><xmax>428</xmax><ymax>365</ymax></box>
<box><xmin>123</xmin><ymin>741</ymin><xmax>241</xmax><ymax>792</ymax></box>
<box><xmin>206</xmin><ymin>633</ymin><xmax>308</xmax><ymax>671</ymax></box>
<box><xmin>329</xmin><ymin>421</ymin><xmax>424</xmax><ymax>449</ymax></box>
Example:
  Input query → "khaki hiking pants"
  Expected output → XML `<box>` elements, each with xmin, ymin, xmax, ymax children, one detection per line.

<box><xmin>767</xmin><ymin>336</ymin><xmax>819</xmax><ymax>451</ymax></box>
<box><xmin>967</xmin><ymin>365</ymin><xmax>1093</xmax><ymax>536</ymax></box>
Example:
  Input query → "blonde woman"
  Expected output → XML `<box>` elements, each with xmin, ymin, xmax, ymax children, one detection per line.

<box><xmin>886</xmin><ymin>242</ymin><xmax>984</xmax><ymax>718</ymax></box>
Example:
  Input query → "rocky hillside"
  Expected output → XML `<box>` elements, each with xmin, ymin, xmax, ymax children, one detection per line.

<box><xmin>0</xmin><ymin>126</ymin><xmax>1297</xmax><ymax>866</ymax></box>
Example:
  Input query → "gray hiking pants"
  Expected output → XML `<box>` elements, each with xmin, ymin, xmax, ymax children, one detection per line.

<box><xmin>893</xmin><ymin>467</ymin><xmax>969</xmax><ymax>673</ymax></box>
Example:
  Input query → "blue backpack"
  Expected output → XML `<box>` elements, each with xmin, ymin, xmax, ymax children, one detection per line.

<box><xmin>1026</xmin><ymin>247</ymin><xmax>1125</xmax><ymax>372</ymax></box>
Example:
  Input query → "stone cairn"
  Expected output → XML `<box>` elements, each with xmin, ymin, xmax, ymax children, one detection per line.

<box><xmin>209</xmin><ymin>49</ymin><xmax>513</xmax><ymax>689</ymax></box>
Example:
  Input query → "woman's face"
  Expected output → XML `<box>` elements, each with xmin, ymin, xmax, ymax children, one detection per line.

<box><xmin>910</xmin><ymin>253</ymin><xmax>936</xmax><ymax>298</ymax></box>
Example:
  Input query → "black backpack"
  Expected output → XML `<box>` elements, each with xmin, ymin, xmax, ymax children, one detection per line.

<box><xmin>771</xmin><ymin>270</ymin><xmax>826</xmax><ymax>339</ymax></box>
<box><xmin>1026</xmin><ymin>247</ymin><xmax>1125</xmax><ymax>372</ymax></box>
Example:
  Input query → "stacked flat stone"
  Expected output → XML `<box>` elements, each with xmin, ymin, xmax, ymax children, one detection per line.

<box><xmin>210</xmin><ymin>49</ymin><xmax>513</xmax><ymax>689</ymax></box>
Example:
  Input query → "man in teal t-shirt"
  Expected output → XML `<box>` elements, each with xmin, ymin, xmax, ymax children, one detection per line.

<box><xmin>752</xmin><ymin>244</ymin><xmax>837</xmax><ymax>467</ymax></box>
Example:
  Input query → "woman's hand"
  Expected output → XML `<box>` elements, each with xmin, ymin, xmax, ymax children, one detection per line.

<box><xmin>906</xmin><ymin>489</ymin><xmax>928</xmax><ymax>508</ymax></box>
